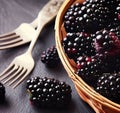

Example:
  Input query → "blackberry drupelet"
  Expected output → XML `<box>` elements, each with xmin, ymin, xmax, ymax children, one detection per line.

<box><xmin>93</xmin><ymin>29</ymin><xmax>120</xmax><ymax>57</ymax></box>
<box><xmin>116</xmin><ymin>3</ymin><xmax>120</xmax><ymax>20</ymax></box>
<box><xmin>64</xmin><ymin>1</ymin><xmax>111</xmax><ymax>33</ymax></box>
<box><xmin>62</xmin><ymin>32</ymin><xmax>95</xmax><ymax>61</ymax></box>
<box><xmin>26</xmin><ymin>77</ymin><xmax>72</xmax><ymax>109</ymax></box>
<box><xmin>110</xmin><ymin>26</ymin><xmax>120</xmax><ymax>39</ymax></box>
<box><xmin>41</xmin><ymin>46</ymin><xmax>60</xmax><ymax>67</ymax></box>
<box><xmin>0</xmin><ymin>82</ymin><xmax>5</xmax><ymax>103</ymax></box>
<box><xmin>76</xmin><ymin>56</ymin><xmax>103</xmax><ymax>86</ymax></box>
<box><xmin>96</xmin><ymin>73</ymin><xmax>120</xmax><ymax>104</ymax></box>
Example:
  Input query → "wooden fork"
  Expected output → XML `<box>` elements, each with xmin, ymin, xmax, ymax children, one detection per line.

<box><xmin>0</xmin><ymin>0</ymin><xmax>64</xmax><ymax>88</ymax></box>
<box><xmin>0</xmin><ymin>17</ymin><xmax>38</xmax><ymax>50</ymax></box>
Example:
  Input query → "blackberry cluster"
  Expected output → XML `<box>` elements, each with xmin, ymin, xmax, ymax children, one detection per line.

<box><xmin>41</xmin><ymin>46</ymin><xmax>60</xmax><ymax>67</ymax></box>
<box><xmin>0</xmin><ymin>82</ymin><xmax>5</xmax><ymax>103</ymax></box>
<box><xmin>96</xmin><ymin>73</ymin><xmax>120</xmax><ymax>104</ymax></box>
<box><xmin>76</xmin><ymin>56</ymin><xmax>103</xmax><ymax>86</ymax></box>
<box><xmin>64</xmin><ymin>1</ymin><xmax>111</xmax><ymax>33</ymax></box>
<box><xmin>26</xmin><ymin>77</ymin><xmax>72</xmax><ymax>109</ymax></box>
<box><xmin>93</xmin><ymin>29</ymin><xmax>120</xmax><ymax>57</ymax></box>
<box><xmin>62</xmin><ymin>32</ymin><xmax>95</xmax><ymax>61</ymax></box>
<box><xmin>62</xmin><ymin>0</ymin><xmax>120</xmax><ymax>104</ymax></box>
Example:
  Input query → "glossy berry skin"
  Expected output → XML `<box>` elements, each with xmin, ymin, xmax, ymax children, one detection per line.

<box><xmin>76</xmin><ymin>56</ymin><xmax>103</xmax><ymax>86</ymax></box>
<box><xmin>26</xmin><ymin>77</ymin><xmax>72</xmax><ymax>109</ymax></box>
<box><xmin>0</xmin><ymin>82</ymin><xmax>5</xmax><ymax>103</ymax></box>
<box><xmin>110</xmin><ymin>26</ymin><xmax>120</xmax><ymax>39</ymax></box>
<box><xmin>93</xmin><ymin>29</ymin><xmax>120</xmax><ymax>57</ymax></box>
<box><xmin>62</xmin><ymin>32</ymin><xmax>95</xmax><ymax>61</ymax></box>
<box><xmin>41</xmin><ymin>46</ymin><xmax>60</xmax><ymax>67</ymax></box>
<box><xmin>64</xmin><ymin>1</ymin><xmax>111</xmax><ymax>33</ymax></box>
<box><xmin>96</xmin><ymin>73</ymin><xmax>120</xmax><ymax>104</ymax></box>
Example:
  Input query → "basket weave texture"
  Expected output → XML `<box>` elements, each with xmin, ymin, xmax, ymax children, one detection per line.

<box><xmin>55</xmin><ymin>0</ymin><xmax>120</xmax><ymax>113</ymax></box>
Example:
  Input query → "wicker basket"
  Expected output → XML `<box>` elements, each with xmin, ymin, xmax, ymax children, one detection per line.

<box><xmin>55</xmin><ymin>0</ymin><xmax>120</xmax><ymax>113</ymax></box>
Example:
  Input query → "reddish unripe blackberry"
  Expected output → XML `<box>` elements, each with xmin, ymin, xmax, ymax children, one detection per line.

<box><xmin>26</xmin><ymin>77</ymin><xmax>72</xmax><ymax>109</ymax></box>
<box><xmin>62</xmin><ymin>32</ymin><xmax>95</xmax><ymax>61</ymax></box>
<box><xmin>96</xmin><ymin>73</ymin><xmax>120</xmax><ymax>104</ymax></box>
<box><xmin>41</xmin><ymin>46</ymin><xmax>60</xmax><ymax>67</ymax></box>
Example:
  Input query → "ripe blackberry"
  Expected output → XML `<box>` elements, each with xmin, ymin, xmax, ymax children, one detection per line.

<box><xmin>76</xmin><ymin>56</ymin><xmax>103</xmax><ymax>86</ymax></box>
<box><xmin>62</xmin><ymin>32</ymin><xmax>95</xmax><ymax>61</ymax></box>
<box><xmin>96</xmin><ymin>73</ymin><xmax>120</xmax><ymax>104</ymax></box>
<box><xmin>93</xmin><ymin>29</ymin><xmax>120</xmax><ymax>57</ymax></box>
<box><xmin>64</xmin><ymin>1</ymin><xmax>111</xmax><ymax>33</ymax></box>
<box><xmin>26</xmin><ymin>77</ymin><xmax>72</xmax><ymax>108</ymax></box>
<box><xmin>41</xmin><ymin>46</ymin><xmax>60</xmax><ymax>67</ymax></box>
<box><xmin>0</xmin><ymin>82</ymin><xmax>5</xmax><ymax>103</ymax></box>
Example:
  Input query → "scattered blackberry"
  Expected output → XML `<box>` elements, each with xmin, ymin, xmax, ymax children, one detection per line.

<box><xmin>93</xmin><ymin>29</ymin><xmax>120</xmax><ymax>57</ymax></box>
<box><xmin>26</xmin><ymin>77</ymin><xmax>72</xmax><ymax>109</ymax></box>
<box><xmin>64</xmin><ymin>1</ymin><xmax>111</xmax><ymax>33</ymax></box>
<box><xmin>62</xmin><ymin>32</ymin><xmax>95</xmax><ymax>61</ymax></box>
<box><xmin>76</xmin><ymin>56</ymin><xmax>103</xmax><ymax>86</ymax></box>
<box><xmin>41</xmin><ymin>46</ymin><xmax>60</xmax><ymax>67</ymax></box>
<box><xmin>96</xmin><ymin>73</ymin><xmax>120</xmax><ymax>104</ymax></box>
<box><xmin>0</xmin><ymin>82</ymin><xmax>5</xmax><ymax>103</ymax></box>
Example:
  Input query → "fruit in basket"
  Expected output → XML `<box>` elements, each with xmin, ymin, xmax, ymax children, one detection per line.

<box><xmin>93</xmin><ymin>29</ymin><xmax>120</xmax><ymax>57</ymax></box>
<box><xmin>41</xmin><ymin>46</ymin><xmax>60</xmax><ymax>67</ymax></box>
<box><xmin>26</xmin><ymin>77</ymin><xmax>72</xmax><ymax>108</ymax></box>
<box><xmin>0</xmin><ymin>82</ymin><xmax>5</xmax><ymax>103</ymax></box>
<box><xmin>96</xmin><ymin>73</ymin><xmax>120</xmax><ymax>104</ymax></box>
<box><xmin>62</xmin><ymin>32</ymin><xmax>95</xmax><ymax>61</ymax></box>
<box><xmin>63</xmin><ymin>1</ymin><xmax>111</xmax><ymax>33</ymax></box>
<box><xmin>61</xmin><ymin>0</ymin><xmax>120</xmax><ymax>105</ymax></box>
<box><xmin>76</xmin><ymin>56</ymin><xmax>103</xmax><ymax>86</ymax></box>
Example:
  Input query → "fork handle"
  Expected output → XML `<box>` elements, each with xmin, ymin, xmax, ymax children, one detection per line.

<box><xmin>30</xmin><ymin>18</ymin><xmax>38</xmax><ymax>29</ymax></box>
<box><xmin>26</xmin><ymin>17</ymin><xmax>45</xmax><ymax>54</ymax></box>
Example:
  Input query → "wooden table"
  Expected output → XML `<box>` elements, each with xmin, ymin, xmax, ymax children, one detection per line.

<box><xmin>0</xmin><ymin>0</ymin><xmax>95</xmax><ymax>113</ymax></box>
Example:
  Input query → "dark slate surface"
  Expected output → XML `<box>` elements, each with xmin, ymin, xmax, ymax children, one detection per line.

<box><xmin>0</xmin><ymin>0</ymin><xmax>95</xmax><ymax>113</ymax></box>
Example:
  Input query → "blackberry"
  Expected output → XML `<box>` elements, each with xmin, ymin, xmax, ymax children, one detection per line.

<box><xmin>96</xmin><ymin>73</ymin><xmax>120</xmax><ymax>104</ymax></box>
<box><xmin>41</xmin><ymin>46</ymin><xmax>60</xmax><ymax>67</ymax></box>
<box><xmin>93</xmin><ymin>29</ymin><xmax>120</xmax><ymax>57</ymax></box>
<box><xmin>26</xmin><ymin>77</ymin><xmax>72</xmax><ymax>108</ymax></box>
<box><xmin>76</xmin><ymin>56</ymin><xmax>103</xmax><ymax>86</ymax></box>
<box><xmin>64</xmin><ymin>1</ymin><xmax>111</xmax><ymax>33</ymax></box>
<box><xmin>0</xmin><ymin>82</ymin><xmax>5</xmax><ymax>103</ymax></box>
<box><xmin>62</xmin><ymin>32</ymin><xmax>95</xmax><ymax>61</ymax></box>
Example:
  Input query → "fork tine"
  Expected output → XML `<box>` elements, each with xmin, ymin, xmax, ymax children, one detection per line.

<box><xmin>0</xmin><ymin>40</ymin><xmax>24</xmax><ymax>50</ymax></box>
<box><xmin>3</xmin><ymin>66</ymin><xmax>23</xmax><ymax>84</ymax></box>
<box><xmin>0</xmin><ymin>32</ymin><xmax>16</xmax><ymax>38</ymax></box>
<box><xmin>0</xmin><ymin>35</ymin><xmax>20</xmax><ymax>41</ymax></box>
<box><xmin>0</xmin><ymin>65</ymin><xmax>19</xmax><ymax>81</ymax></box>
<box><xmin>0</xmin><ymin>38</ymin><xmax>23</xmax><ymax>46</ymax></box>
<box><xmin>9</xmin><ymin>69</ymin><xmax>27</xmax><ymax>87</ymax></box>
<box><xmin>0</xmin><ymin>64</ymin><xmax>15</xmax><ymax>77</ymax></box>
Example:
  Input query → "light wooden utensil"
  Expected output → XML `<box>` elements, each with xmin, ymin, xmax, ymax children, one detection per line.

<box><xmin>0</xmin><ymin>0</ymin><xmax>64</xmax><ymax>88</ymax></box>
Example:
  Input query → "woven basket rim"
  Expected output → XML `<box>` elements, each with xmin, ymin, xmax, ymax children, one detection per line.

<box><xmin>55</xmin><ymin>0</ymin><xmax>120</xmax><ymax>111</ymax></box>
